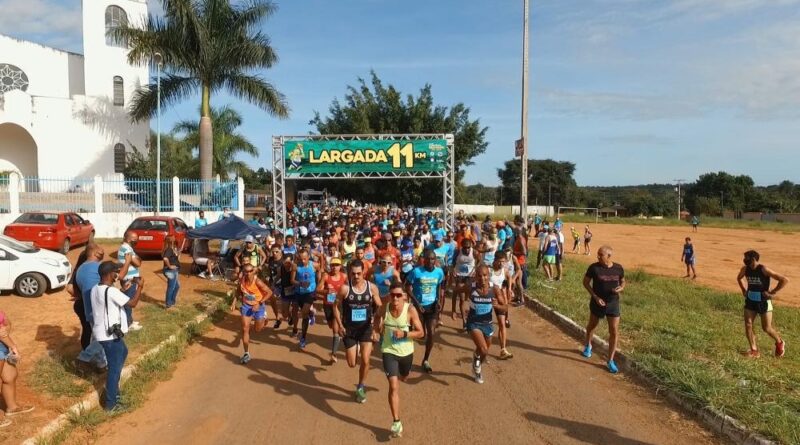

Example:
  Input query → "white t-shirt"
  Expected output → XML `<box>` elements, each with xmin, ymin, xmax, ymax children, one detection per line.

<box><xmin>90</xmin><ymin>284</ymin><xmax>130</xmax><ymax>341</ymax></box>
<box><xmin>538</xmin><ymin>231</ymin><xmax>547</xmax><ymax>250</ymax></box>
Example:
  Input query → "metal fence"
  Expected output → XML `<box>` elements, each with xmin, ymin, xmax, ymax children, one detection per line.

<box><xmin>179</xmin><ymin>179</ymin><xmax>238</xmax><ymax>211</ymax></box>
<box><xmin>102</xmin><ymin>179</ymin><xmax>174</xmax><ymax>213</ymax></box>
<box><xmin>19</xmin><ymin>177</ymin><xmax>96</xmax><ymax>212</ymax></box>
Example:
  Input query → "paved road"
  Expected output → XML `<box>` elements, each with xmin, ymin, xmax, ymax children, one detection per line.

<box><xmin>94</xmin><ymin>304</ymin><xmax>721</xmax><ymax>445</ymax></box>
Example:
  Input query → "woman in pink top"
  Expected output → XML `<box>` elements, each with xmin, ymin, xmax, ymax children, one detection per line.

<box><xmin>0</xmin><ymin>311</ymin><xmax>35</xmax><ymax>428</ymax></box>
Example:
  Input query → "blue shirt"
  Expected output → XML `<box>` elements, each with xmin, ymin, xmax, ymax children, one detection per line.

<box><xmin>431</xmin><ymin>227</ymin><xmax>446</xmax><ymax>240</ymax></box>
<box><xmin>75</xmin><ymin>261</ymin><xmax>101</xmax><ymax>321</ymax></box>
<box><xmin>295</xmin><ymin>262</ymin><xmax>316</xmax><ymax>294</ymax></box>
<box><xmin>195</xmin><ymin>217</ymin><xmax>208</xmax><ymax>228</ymax></box>
<box><xmin>497</xmin><ymin>229</ymin><xmax>507</xmax><ymax>250</ymax></box>
<box><xmin>406</xmin><ymin>266</ymin><xmax>445</xmax><ymax>306</ymax></box>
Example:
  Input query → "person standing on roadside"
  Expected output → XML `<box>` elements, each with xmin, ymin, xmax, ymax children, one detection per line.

<box><xmin>91</xmin><ymin>261</ymin><xmax>143</xmax><ymax>411</ymax></box>
<box><xmin>581</xmin><ymin>246</ymin><xmax>625</xmax><ymax>374</ymax></box>
<box><xmin>0</xmin><ymin>310</ymin><xmax>35</xmax><ymax>427</ymax></box>
<box><xmin>118</xmin><ymin>231</ymin><xmax>143</xmax><ymax>331</ymax></box>
<box><xmin>71</xmin><ymin>243</ymin><xmax>107</xmax><ymax>372</ymax></box>
<box><xmin>161</xmin><ymin>235</ymin><xmax>181</xmax><ymax>309</ymax></box>
<box><xmin>691</xmin><ymin>215</ymin><xmax>699</xmax><ymax>232</ymax></box>
<box><xmin>583</xmin><ymin>225</ymin><xmax>593</xmax><ymax>255</ymax></box>
<box><xmin>681</xmin><ymin>237</ymin><xmax>697</xmax><ymax>279</ymax></box>
<box><xmin>570</xmin><ymin>226</ymin><xmax>581</xmax><ymax>254</ymax></box>
<box><xmin>194</xmin><ymin>210</ymin><xmax>208</xmax><ymax>229</ymax></box>
<box><xmin>377</xmin><ymin>282</ymin><xmax>424</xmax><ymax>438</ymax></box>
<box><xmin>737</xmin><ymin>250</ymin><xmax>788</xmax><ymax>358</ymax></box>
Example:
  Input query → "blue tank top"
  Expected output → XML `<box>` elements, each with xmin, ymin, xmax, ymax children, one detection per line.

<box><xmin>373</xmin><ymin>267</ymin><xmax>395</xmax><ymax>296</ymax></box>
<box><xmin>468</xmin><ymin>286</ymin><xmax>495</xmax><ymax>324</ymax></box>
<box><xmin>295</xmin><ymin>262</ymin><xmax>316</xmax><ymax>294</ymax></box>
<box><xmin>545</xmin><ymin>237</ymin><xmax>559</xmax><ymax>255</ymax></box>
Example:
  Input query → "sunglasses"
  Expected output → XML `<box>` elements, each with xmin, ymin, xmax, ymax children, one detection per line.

<box><xmin>389</xmin><ymin>293</ymin><xmax>404</xmax><ymax>298</ymax></box>
<box><xmin>379</xmin><ymin>260</ymin><xmax>391</xmax><ymax>264</ymax></box>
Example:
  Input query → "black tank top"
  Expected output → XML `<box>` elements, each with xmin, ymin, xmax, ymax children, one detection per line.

<box><xmin>745</xmin><ymin>265</ymin><xmax>770</xmax><ymax>293</ymax></box>
<box><xmin>343</xmin><ymin>279</ymin><xmax>373</xmax><ymax>328</ymax></box>
<box><xmin>281</xmin><ymin>263</ymin><xmax>294</xmax><ymax>293</ymax></box>
<box><xmin>268</xmin><ymin>259</ymin><xmax>282</xmax><ymax>287</ymax></box>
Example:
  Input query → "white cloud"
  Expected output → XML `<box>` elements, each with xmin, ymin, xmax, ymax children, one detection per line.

<box><xmin>0</xmin><ymin>0</ymin><xmax>82</xmax><ymax>50</ymax></box>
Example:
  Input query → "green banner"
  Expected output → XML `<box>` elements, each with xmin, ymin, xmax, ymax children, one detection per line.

<box><xmin>284</xmin><ymin>139</ymin><xmax>448</xmax><ymax>176</ymax></box>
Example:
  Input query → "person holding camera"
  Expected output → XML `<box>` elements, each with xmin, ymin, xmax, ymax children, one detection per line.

<box><xmin>91</xmin><ymin>261</ymin><xmax>143</xmax><ymax>411</ymax></box>
<box><xmin>0</xmin><ymin>310</ymin><xmax>35</xmax><ymax>428</ymax></box>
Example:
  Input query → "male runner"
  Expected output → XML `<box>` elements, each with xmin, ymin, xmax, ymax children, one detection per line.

<box><xmin>367</xmin><ymin>253</ymin><xmax>401</xmax><ymax>303</ymax></box>
<box><xmin>333</xmin><ymin>259</ymin><xmax>382</xmax><ymax>403</ymax></box>
<box><xmin>581</xmin><ymin>245</ymin><xmax>625</xmax><ymax>373</ymax></box>
<box><xmin>451</xmin><ymin>239</ymin><xmax>477</xmax><ymax>322</ymax></box>
<box><xmin>681</xmin><ymin>237</ymin><xmax>697</xmax><ymax>279</ymax></box>
<box><xmin>404</xmin><ymin>250</ymin><xmax>445</xmax><ymax>373</ymax></box>
<box><xmin>292</xmin><ymin>249</ymin><xmax>320</xmax><ymax>349</ymax></box>
<box><xmin>737</xmin><ymin>250</ymin><xmax>788</xmax><ymax>358</ymax></box>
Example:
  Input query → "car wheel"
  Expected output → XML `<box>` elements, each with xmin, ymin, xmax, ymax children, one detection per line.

<box><xmin>61</xmin><ymin>238</ymin><xmax>71</xmax><ymax>254</ymax></box>
<box><xmin>15</xmin><ymin>273</ymin><xmax>47</xmax><ymax>298</ymax></box>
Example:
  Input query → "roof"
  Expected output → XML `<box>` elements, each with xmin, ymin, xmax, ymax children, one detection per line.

<box><xmin>0</xmin><ymin>34</ymin><xmax>84</xmax><ymax>58</ymax></box>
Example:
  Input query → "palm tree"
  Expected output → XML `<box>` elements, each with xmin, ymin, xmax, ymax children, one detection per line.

<box><xmin>173</xmin><ymin>105</ymin><xmax>257</xmax><ymax>180</ymax></box>
<box><xmin>110</xmin><ymin>0</ymin><xmax>289</xmax><ymax>181</ymax></box>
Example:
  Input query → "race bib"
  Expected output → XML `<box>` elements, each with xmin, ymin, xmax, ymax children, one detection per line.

<box><xmin>458</xmin><ymin>264</ymin><xmax>470</xmax><ymax>274</ymax></box>
<box><xmin>326</xmin><ymin>293</ymin><xmax>337</xmax><ymax>304</ymax></box>
<box><xmin>351</xmin><ymin>308</ymin><xmax>367</xmax><ymax>322</ymax></box>
<box><xmin>402</xmin><ymin>263</ymin><xmax>414</xmax><ymax>273</ymax></box>
<box><xmin>244</xmin><ymin>293</ymin><xmax>257</xmax><ymax>302</ymax></box>
<box><xmin>747</xmin><ymin>291</ymin><xmax>762</xmax><ymax>302</ymax></box>
<box><xmin>474</xmin><ymin>303</ymin><xmax>492</xmax><ymax>315</ymax></box>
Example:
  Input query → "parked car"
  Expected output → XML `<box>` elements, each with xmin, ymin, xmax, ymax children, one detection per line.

<box><xmin>3</xmin><ymin>212</ymin><xmax>94</xmax><ymax>253</ymax></box>
<box><xmin>125</xmin><ymin>216</ymin><xmax>191</xmax><ymax>256</ymax></box>
<box><xmin>0</xmin><ymin>234</ymin><xmax>72</xmax><ymax>297</ymax></box>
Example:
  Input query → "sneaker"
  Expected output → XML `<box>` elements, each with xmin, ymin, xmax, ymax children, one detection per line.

<box><xmin>299</xmin><ymin>337</ymin><xmax>307</xmax><ymax>349</ymax></box>
<box><xmin>422</xmin><ymin>360</ymin><xmax>433</xmax><ymax>373</ymax></box>
<box><xmin>505</xmin><ymin>319</ymin><xmax>511</xmax><ymax>329</ymax></box>
<box><xmin>329</xmin><ymin>353</ymin><xmax>338</xmax><ymax>364</ymax></box>
<box><xmin>129</xmin><ymin>321</ymin><xmax>143</xmax><ymax>331</ymax></box>
<box><xmin>273</xmin><ymin>319</ymin><xmax>282</xmax><ymax>329</ymax></box>
<box><xmin>582</xmin><ymin>345</ymin><xmax>592</xmax><ymax>358</ymax></box>
<box><xmin>355</xmin><ymin>385</ymin><xmax>367</xmax><ymax>403</ymax></box>
<box><xmin>290</xmin><ymin>328</ymin><xmax>298</xmax><ymax>338</ymax></box>
<box><xmin>500</xmin><ymin>348</ymin><xmax>513</xmax><ymax>360</ymax></box>
<box><xmin>240</xmin><ymin>352</ymin><xmax>251</xmax><ymax>365</ymax></box>
<box><xmin>391</xmin><ymin>420</ymin><xmax>403</xmax><ymax>438</ymax></box>
<box><xmin>747</xmin><ymin>349</ymin><xmax>761</xmax><ymax>358</ymax></box>
<box><xmin>776</xmin><ymin>340</ymin><xmax>786</xmax><ymax>358</ymax></box>
<box><xmin>198</xmin><ymin>272</ymin><xmax>207</xmax><ymax>279</ymax></box>
<box><xmin>309</xmin><ymin>313</ymin><xmax>315</xmax><ymax>326</ymax></box>
<box><xmin>473</xmin><ymin>365</ymin><xmax>484</xmax><ymax>384</ymax></box>
<box><xmin>607</xmin><ymin>360</ymin><xmax>619</xmax><ymax>374</ymax></box>
<box><xmin>5</xmin><ymin>405</ymin><xmax>34</xmax><ymax>416</ymax></box>
<box><xmin>0</xmin><ymin>418</ymin><xmax>10</xmax><ymax>428</ymax></box>
<box><xmin>288</xmin><ymin>317</ymin><xmax>295</xmax><ymax>327</ymax></box>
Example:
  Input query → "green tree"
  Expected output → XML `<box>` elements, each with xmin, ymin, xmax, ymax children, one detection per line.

<box><xmin>241</xmin><ymin>167</ymin><xmax>272</xmax><ymax>190</ymax></box>
<box><xmin>496</xmin><ymin>159</ymin><xmax>579</xmax><ymax>206</ymax></box>
<box><xmin>307</xmin><ymin>72</ymin><xmax>488</xmax><ymax>205</ymax></box>
<box><xmin>111</xmin><ymin>0</ymin><xmax>289</xmax><ymax>181</ymax></box>
<box><xmin>173</xmin><ymin>105</ymin><xmax>258</xmax><ymax>180</ymax></box>
<box><xmin>124</xmin><ymin>131</ymin><xmax>197</xmax><ymax>178</ymax></box>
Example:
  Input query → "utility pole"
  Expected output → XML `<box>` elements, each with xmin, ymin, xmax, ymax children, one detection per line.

<box><xmin>673</xmin><ymin>179</ymin><xmax>685</xmax><ymax>220</ymax></box>
<box><xmin>720</xmin><ymin>191</ymin><xmax>724</xmax><ymax>216</ymax></box>
<box><xmin>548</xmin><ymin>181</ymin><xmax>552</xmax><ymax>210</ymax></box>
<box><xmin>519</xmin><ymin>0</ymin><xmax>530</xmax><ymax>220</ymax></box>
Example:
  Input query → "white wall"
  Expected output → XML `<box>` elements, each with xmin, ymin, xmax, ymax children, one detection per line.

<box><xmin>0</xmin><ymin>35</ymin><xmax>75</xmax><ymax>99</ymax></box>
<box><xmin>511</xmin><ymin>205</ymin><xmax>555</xmax><ymax>217</ymax></box>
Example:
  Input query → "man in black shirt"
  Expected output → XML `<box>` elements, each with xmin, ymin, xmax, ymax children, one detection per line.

<box><xmin>581</xmin><ymin>245</ymin><xmax>625</xmax><ymax>374</ymax></box>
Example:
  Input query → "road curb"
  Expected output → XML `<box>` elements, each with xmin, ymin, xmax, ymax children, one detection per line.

<box><xmin>22</xmin><ymin>302</ymin><xmax>220</xmax><ymax>445</ymax></box>
<box><xmin>527</xmin><ymin>298</ymin><xmax>776</xmax><ymax>445</ymax></box>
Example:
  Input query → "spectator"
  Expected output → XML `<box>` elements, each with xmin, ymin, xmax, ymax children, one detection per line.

<box><xmin>192</xmin><ymin>239</ymin><xmax>217</xmax><ymax>279</ymax></box>
<box><xmin>162</xmin><ymin>235</ymin><xmax>181</xmax><ymax>309</ymax></box>
<box><xmin>219</xmin><ymin>207</ymin><xmax>232</xmax><ymax>254</ymax></box>
<box><xmin>194</xmin><ymin>210</ymin><xmax>208</xmax><ymax>228</ymax></box>
<box><xmin>73</xmin><ymin>243</ymin><xmax>108</xmax><ymax>373</ymax></box>
<box><xmin>0</xmin><ymin>310</ymin><xmax>35</xmax><ymax>427</ymax></box>
<box><xmin>91</xmin><ymin>261</ymin><xmax>143</xmax><ymax>411</ymax></box>
<box><xmin>118</xmin><ymin>232</ymin><xmax>143</xmax><ymax>331</ymax></box>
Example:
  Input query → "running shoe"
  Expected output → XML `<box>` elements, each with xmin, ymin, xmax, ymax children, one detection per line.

<box><xmin>309</xmin><ymin>310</ymin><xmax>316</xmax><ymax>326</ymax></box>
<box><xmin>290</xmin><ymin>328</ymin><xmax>299</xmax><ymax>338</ymax></box>
<box><xmin>198</xmin><ymin>272</ymin><xmax>207</xmax><ymax>279</ymax></box>
<box><xmin>607</xmin><ymin>360</ymin><xmax>619</xmax><ymax>374</ymax></box>
<box><xmin>5</xmin><ymin>405</ymin><xmax>34</xmax><ymax>416</ymax></box>
<box><xmin>505</xmin><ymin>319</ymin><xmax>511</xmax><ymax>329</ymax></box>
<box><xmin>474</xmin><ymin>372</ymin><xmax>484</xmax><ymax>384</ymax></box>
<box><xmin>747</xmin><ymin>349</ymin><xmax>761</xmax><ymax>358</ymax></box>
<box><xmin>582</xmin><ymin>345</ymin><xmax>592</xmax><ymax>358</ymax></box>
<box><xmin>776</xmin><ymin>340</ymin><xmax>786</xmax><ymax>358</ymax></box>
<box><xmin>473</xmin><ymin>361</ymin><xmax>484</xmax><ymax>384</ymax></box>
<box><xmin>240</xmin><ymin>352</ymin><xmax>251</xmax><ymax>365</ymax></box>
<box><xmin>273</xmin><ymin>319</ymin><xmax>282</xmax><ymax>329</ymax></box>
<box><xmin>288</xmin><ymin>316</ymin><xmax>295</xmax><ymax>326</ymax></box>
<box><xmin>355</xmin><ymin>385</ymin><xmax>367</xmax><ymax>403</ymax></box>
<box><xmin>500</xmin><ymin>348</ymin><xmax>513</xmax><ymax>360</ymax></box>
<box><xmin>391</xmin><ymin>420</ymin><xmax>403</xmax><ymax>438</ymax></box>
<box><xmin>299</xmin><ymin>337</ymin><xmax>307</xmax><ymax>349</ymax></box>
<box><xmin>422</xmin><ymin>360</ymin><xmax>433</xmax><ymax>373</ymax></box>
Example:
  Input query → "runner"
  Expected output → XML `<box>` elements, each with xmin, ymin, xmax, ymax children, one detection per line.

<box><xmin>405</xmin><ymin>249</ymin><xmax>446</xmax><ymax>373</ymax></box>
<box><xmin>399</xmin><ymin>239</ymin><xmax>416</xmax><ymax>282</ymax></box>
<box><xmin>451</xmin><ymin>239</ymin><xmax>477</xmax><ymax>323</ymax></box>
<box><xmin>280</xmin><ymin>254</ymin><xmax>299</xmax><ymax>337</ymax></box>
<box><xmin>377</xmin><ymin>282</ymin><xmax>424</xmax><ymax>438</ymax></box>
<box><xmin>267</xmin><ymin>245</ymin><xmax>285</xmax><ymax>328</ymax></box>
<box><xmin>283</xmin><ymin>235</ymin><xmax>298</xmax><ymax>256</ymax></box>
<box><xmin>233</xmin><ymin>235</ymin><xmax>267</xmax><ymax>277</ymax></box>
<box><xmin>480</xmin><ymin>230</ymin><xmax>498</xmax><ymax>267</ymax></box>
<box><xmin>736</xmin><ymin>250</ymin><xmax>788</xmax><ymax>358</ymax></box>
<box><xmin>230</xmin><ymin>264</ymin><xmax>274</xmax><ymax>364</ymax></box>
<box><xmin>292</xmin><ymin>249</ymin><xmax>320</xmax><ymax>349</ymax></box>
<box><xmin>492</xmin><ymin>252</ymin><xmax>513</xmax><ymax>358</ymax></box>
<box><xmin>581</xmin><ymin>245</ymin><xmax>625</xmax><ymax>373</ymax></box>
<box><xmin>341</xmin><ymin>231</ymin><xmax>357</xmax><ymax>266</ymax></box>
<box><xmin>681</xmin><ymin>237</ymin><xmax>697</xmax><ymax>279</ymax></box>
<box><xmin>367</xmin><ymin>253</ymin><xmax>400</xmax><ymax>303</ymax></box>
<box><xmin>466</xmin><ymin>264</ymin><xmax>507</xmax><ymax>383</ymax></box>
<box><xmin>333</xmin><ymin>259</ymin><xmax>382</xmax><ymax>403</ymax></box>
<box><xmin>318</xmin><ymin>257</ymin><xmax>347</xmax><ymax>363</ymax></box>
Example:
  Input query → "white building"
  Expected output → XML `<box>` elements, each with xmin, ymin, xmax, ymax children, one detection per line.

<box><xmin>0</xmin><ymin>0</ymin><xmax>149</xmax><ymax>182</ymax></box>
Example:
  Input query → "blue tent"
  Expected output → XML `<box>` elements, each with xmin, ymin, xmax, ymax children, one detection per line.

<box><xmin>186</xmin><ymin>215</ymin><xmax>269</xmax><ymax>240</ymax></box>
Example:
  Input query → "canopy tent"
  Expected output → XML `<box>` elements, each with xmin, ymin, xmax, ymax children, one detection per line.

<box><xmin>186</xmin><ymin>215</ymin><xmax>269</xmax><ymax>240</ymax></box>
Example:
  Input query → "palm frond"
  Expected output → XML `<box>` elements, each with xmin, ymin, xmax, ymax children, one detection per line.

<box><xmin>222</xmin><ymin>73</ymin><xmax>289</xmax><ymax>118</ymax></box>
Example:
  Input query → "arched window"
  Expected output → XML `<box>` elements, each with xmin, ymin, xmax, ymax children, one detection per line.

<box><xmin>114</xmin><ymin>143</ymin><xmax>126</xmax><ymax>173</ymax></box>
<box><xmin>105</xmin><ymin>5</ymin><xmax>128</xmax><ymax>47</ymax></box>
<box><xmin>113</xmin><ymin>76</ymin><xmax>124</xmax><ymax>106</ymax></box>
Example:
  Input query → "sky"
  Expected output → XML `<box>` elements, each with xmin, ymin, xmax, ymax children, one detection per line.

<box><xmin>2</xmin><ymin>0</ymin><xmax>800</xmax><ymax>186</ymax></box>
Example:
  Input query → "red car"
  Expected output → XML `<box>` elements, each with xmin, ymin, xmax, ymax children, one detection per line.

<box><xmin>125</xmin><ymin>216</ymin><xmax>191</xmax><ymax>256</ymax></box>
<box><xmin>3</xmin><ymin>212</ymin><xmax>95</xmax><ymax>253</ymax></box>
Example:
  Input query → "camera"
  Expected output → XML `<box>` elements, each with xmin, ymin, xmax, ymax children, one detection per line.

<box><xmin>107</xmin><ymin>323</ymin><xmax>125</xmax><ymax>339</ymax></box>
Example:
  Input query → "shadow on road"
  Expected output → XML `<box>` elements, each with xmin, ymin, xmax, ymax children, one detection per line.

<box><xmin>525</xmin><ymin>412</ymin><xmax>655</xmax><ymax>445</ymax></box>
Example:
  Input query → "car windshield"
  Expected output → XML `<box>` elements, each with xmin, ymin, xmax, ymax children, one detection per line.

<box><xmin>128</xmin><ymin>219</ymin><xmax>169</xmax><ymax>231</ymax></box>
<box><xmin>14</xmin><ymin>213</ymin><xmax>59</xmax><ymax>224</ymax></box>
<box><xmin>0</xmin><ymin>235</ymin><xmax>39</xmax><ymax>253</ymax></box>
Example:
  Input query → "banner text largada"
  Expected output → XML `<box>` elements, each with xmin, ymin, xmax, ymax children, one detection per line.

<box><xmin>284</xmin><ymin>139</ymin><xmax>448</xmax><ymax>176</ymax></box>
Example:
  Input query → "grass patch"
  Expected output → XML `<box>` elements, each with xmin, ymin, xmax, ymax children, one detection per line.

<box><xmin>29</xmin><ymin>356</ymin><xmax>90</xmax><ymax>398</ymax></box>
<box><xmin>531</xmin><ymin>259</ymin><xmax>800</xmax><ymax>444</ymax></box>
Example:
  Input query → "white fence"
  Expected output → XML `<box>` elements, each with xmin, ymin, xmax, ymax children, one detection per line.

<box><xmin>0</xmin><ymin>173</ymin><xmax>244</xmax><ymax>238</ymax></box>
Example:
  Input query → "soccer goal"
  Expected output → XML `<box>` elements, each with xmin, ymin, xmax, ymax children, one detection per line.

<box><xmin>557</xmin><ymin>207</ymin><xmax>599</xmax><ymax>224</ymax></box>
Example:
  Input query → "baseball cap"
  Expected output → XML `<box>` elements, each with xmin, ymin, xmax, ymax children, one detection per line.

<box><xmin>330</xmin><ymin>257</ymin><xmax>342</xmax><ymax>265</ymax></box>
<box><xmin>98</xmin><ymin>261</ymin><xmax>121</xmax><ymax>276</ymax></box>
<box><xmin>243</xmin><ymin>235</ymin><xmax>255</xmax><ymax>243</ymax></box>
<box><xmin>364</xmin><ymin>237</ymin><xmax>372</xmax><ymax>243</ymax></box>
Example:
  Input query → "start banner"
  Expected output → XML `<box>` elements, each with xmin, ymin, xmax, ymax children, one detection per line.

<box><xmin>283</xmin><ymin>139</ymin><xmax>448</xmax><ymax>176</ymax></box>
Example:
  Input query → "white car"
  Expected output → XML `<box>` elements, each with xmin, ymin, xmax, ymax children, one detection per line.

<box><xmin>0</xmin><ymin>234</ymin><xmax>72</xmax><ymax>297</ymax></box>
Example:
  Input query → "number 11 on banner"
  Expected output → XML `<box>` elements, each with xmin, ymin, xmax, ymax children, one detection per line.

<box><xmin>387</xmin><ymin>143</ymin><xmax>414</xmax><ymax>168</ymax></box>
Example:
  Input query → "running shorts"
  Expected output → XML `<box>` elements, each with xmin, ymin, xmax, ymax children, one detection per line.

<box><xmin>543</xmin><ymin>255</ymin><xmax>556</xmax><ymax>264</ymax></box>
<box><xmin>467</xmin><ymin>321</ymin><xmax>494</xmax><ymax>338</ymax></box>
<box><xmin>240</xmin><ymin>303</ymin><xmax>266</xmax><ymax>321</ymax></box>
<box><xmin>323</xmin><ymin>305</ymin><xmax>335</xmax><ymax>324</ymax></box>
<box><xmin>296</xmin><ymin>292</ymin><xmax>315</xmax><ymax>306</ymax></box>
<box><xmin>744</xmin><ymin>299</ymin><xmax>773</xmax><ymax>314</ymax></box>
<box><xmin>589</xmin><ymin>298</ymin><xmax>620</xmax><ymax>318</ymax></box>
<box><xmin>383</xmin><ymin>352</ymin><xmax>413</xmax><ymax>378</ymax></box>
<box><xmin>419</xmin><ymin>303</ymin><xmax>438</xmax><ymax>325</ymax></box>
<box><xmin>344</xmin><ymin>323</ymin><xmax>373</xmax><ymax>348</ymax></box>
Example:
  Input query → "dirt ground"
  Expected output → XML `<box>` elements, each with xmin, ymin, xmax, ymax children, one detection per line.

<box><xmin>0</xmin><ymin>242</ymin><xmax>231</xmax><ymax>444</ymax></box>
<box><xmin>88</xmin><ymin>303</ymin><xmax>721</xmax><ymax>445</ymax></box>
<box><xmin>556</xmin><ymin>224</ymin><xmax>800</xmax><ymax>307</ymax></box>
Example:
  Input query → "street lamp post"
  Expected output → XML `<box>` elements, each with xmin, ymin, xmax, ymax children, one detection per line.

<box><xmin>154</xmin><ymin>52</ymin><xmax>163</xmax><ymax>215</ymax></box>
<box><xmin>520</xmin><ymin>0</ymin><xmax>530</xmax><ymax>220</ymax></box>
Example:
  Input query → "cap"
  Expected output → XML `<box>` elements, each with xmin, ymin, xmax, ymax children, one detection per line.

<box><xmin>402</xmin><ymin>239</ymin><xmax>413</xmax><ymax>248</ymax></box>
<box><xmin>364</xmin><ymin>237</ymin><xmax>372</xmax><ymax>242</ymax></box>
<box><xmin>243</xmin><ymin>235</ymin><xmax>255</xmax><ymax>243</ymax></box>
<box><xmin>98</xmin><ymin>261</ymin><xmax>121</xmax><ymax>276</ymax></box>
<box><xmin>393</xmin><ymin>231</ymin><xmax>401</xmax><ymax>237</ymax></box>
<box><xmin>434</xmin><ymin>233</ymin><xmax>444</xmax><ymax>242</ymax></box>
<box><xmin>330</xmin><ymin>257</ymin><xmax>342</xmax><ymax>265</ymax></box>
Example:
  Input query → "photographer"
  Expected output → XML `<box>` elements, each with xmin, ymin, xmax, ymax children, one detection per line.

<box><xmin>90</xmin><ymin>261</ymin><xmax>143</xmax><ymax>411</ymax></box>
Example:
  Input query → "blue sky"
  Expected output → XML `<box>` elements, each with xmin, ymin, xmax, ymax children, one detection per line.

<box><xmin>3</xmin><ymin>0</ymin><xmax>800</xmax><ymax>186</ymax></box>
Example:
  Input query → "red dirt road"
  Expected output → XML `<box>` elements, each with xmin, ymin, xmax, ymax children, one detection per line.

<box><xmin>90</xmin><ymin>306</ymin><xmax>721</xmax><ymax>444</ymax></box>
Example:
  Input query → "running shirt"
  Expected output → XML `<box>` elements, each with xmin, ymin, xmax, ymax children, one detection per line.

<box><xmin>240</xmin><ymin>247</ymin><xmax>261</xmax><ymax>267</ymax></box>
<box><xmin>585</xmin><ymin>262</ymin><xmax>624</xmax><ymax>302</ymax></box>
<box><xmin>281</xmin><ymin>263</ymin><xmax>295</xmax><ymax>296</ymax></box>
<box><xmin>683</xmin><ymin>243</ymin><xmax>694</xmax><ymax>260</ymax></box>
<box><xmin>490</xmin><ymin>267</ymin><xmax>505</xmax><ymax>288</ymax></box>
<box><xmin>241</xmin><ymin>278</ymin><xmax>266</xmax><ymax>306</ymax></box>
<box><xmin>744</xmin><ymin>265</ymin><xmax>771</xmax><ymax>301</ymax></box>
<box><xmin>343</xmin><ymin>280</ymin><xmax>374</xmax><ymax>328</ymax></box>
<box><xmin>363</xmin><ymin>246</ymin><xmax>376</xmax><ymax>262</ymax></box>
<box><xmin>544</xmin><ymin>235</ymin><xmax>559</xmax><ymax>256</ymax></box>
<box><xmin>381</xmin><ymin>303</ymin><xmax>413</xmax><ymax>357</ymax></box>
<box><xmin>406</xmin><ymin>266</ymin><xmax>445</xmax><ymax>307</ymax></box>
<box><xmin>268</xmin><ymin>258</ymin><xmax>283</xmax><ymax>288</ymax></box>
<box><xmin>400</xmin><ymin>247</ymin><xmax>415</xmax><ymax>274</ymax></box>
<box><xmin>453</xmin><ymin>248</ymin><xmax>476</xmax><ymax>277</ymax></box>
<box><xmin>467</xmin><ymin>286</ymin><xmax>496</xmax><ymax>324</ymax></box>
<box><xmin>433</xmin><ymin>244</ymin><xmax>450</xmax><ymax>269</ymax></box>
<box><xmin>323</xmin><ymin>272</ymin><xmax>346</xmax><ymax>305</ymax></box>
<box><xmin>482</xmin><ymin>240</ymin><xmax>497</xmax><ymax>266</ymax></box>
<box><xmin>373</xmin><ymin>267</ymin><xmax>396</xmax><ymax>297</ymax></box>
<box><xmin>295</xmin><ymin>262</ymin><xmax>317</xmax><ymax>294</ymax></box>
<box><xmin>503</xmin><ymin>226</ymin><xmax>513</xmax><ymax>249</ymax></box>
<box><xmin>283</xmin><ymin>244</ymin><xmax>297</xmax><ymax>256</ymax></box>
<box><xmin>342</xmin><ymin>241</ymin><xmax>356</xmax><ymax>264</ymax></box>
